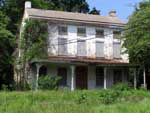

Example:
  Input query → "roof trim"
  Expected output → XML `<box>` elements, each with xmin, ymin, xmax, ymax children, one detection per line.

<box><xmin>29</xmin><ymin>15</ymin><xmax>125</xmax><ymax>27</ymax></box>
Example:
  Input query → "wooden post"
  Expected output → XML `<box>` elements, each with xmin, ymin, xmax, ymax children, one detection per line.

<box><xmin>143</xmin><ymin>67</ymin><xmax>146</xmax><ymax>89</ymax></box>
<box><xmin>133</xmin><ymin>68</ymin><xmax>137</xmax><ymax>90</ymax></box>
<box><xmin>35</xmin><ymin>64</ymin><xmax>42</xmax><ymax>91</ymax></box>
<box><xmin>71</xmin><ymin>65</ymin><xmax>75</xmax><ymax>91</ymax></box>
<box><xmin>104</xmin><ymin>67</ymin><xmax>107</xmax><ymax>89</ymax></box>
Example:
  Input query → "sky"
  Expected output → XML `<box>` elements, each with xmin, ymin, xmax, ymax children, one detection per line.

<box><xmin>86</xmin><ymin>0</ymin><xmax>143</xmax><ymax>22</ymax></box>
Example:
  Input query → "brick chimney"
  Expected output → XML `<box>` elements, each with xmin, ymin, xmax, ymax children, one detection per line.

<box><xmin>25</xmin><ymin>1</ymin><xmax>31</xmax><ymax>9</ymax></box>
<box><xmin>109</xmin><ymin>10</ymin><xmax>117</xmax><ymax>17</ymax></box>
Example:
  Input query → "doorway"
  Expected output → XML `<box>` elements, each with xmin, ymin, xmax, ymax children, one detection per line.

<box><xmin>76</xmin><ymin>66</ymin><xmax>88</xmax><ymax>89</ymax></box>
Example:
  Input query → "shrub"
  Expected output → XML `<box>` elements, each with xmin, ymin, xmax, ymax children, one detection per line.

<box><xmin>99</xmin><ymin>90</ymin><xmax>121</xmax><ymax>104</ymax></box>
<box><xmin>112</xmin><ymin>82</ymin><xmax>131</xmax><ymax>91</ymax></box>
<box><xmin>38</xmin><ymin>75</ymin><xmax>61</xmax><ymax>90</ymax></box>
<box><xmin>76</xmin><ymin>93</ymin><xmax>88</xmax><ymax>104</ymax></box>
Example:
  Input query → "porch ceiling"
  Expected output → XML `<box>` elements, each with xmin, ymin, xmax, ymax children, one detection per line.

<box><xmin>31</xmin><ymin>56</ymin><xmax>137</xmax><ymax>67</ymax></box>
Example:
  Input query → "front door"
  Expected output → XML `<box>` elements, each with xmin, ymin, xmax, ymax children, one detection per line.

<box><xmin>76</xmin><ymin>66</ymin><xmax>88</xmax><ymax>89</ymax></box>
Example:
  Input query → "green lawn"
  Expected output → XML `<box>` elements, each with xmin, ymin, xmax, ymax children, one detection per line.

<box><xmin>0</xmin><ymin>90</ymin><xmax>150</xmax><ymax>113</ymax></box>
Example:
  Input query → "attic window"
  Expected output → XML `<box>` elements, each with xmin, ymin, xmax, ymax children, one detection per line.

<box><xmin>77</xmin><ymin>27</ymin><xmax>86</xmax><ymax>37</ymax></box>
<box><xmin>113</xmin><ymin>31</ymin><xmax>121</xmax><ymax>39</ymax></box>
<box><xmin>96</xmin><ymin>29</ymin><xmax>104</xmax><ymax>38</ymax></box>
<box><xmin>58</xmin><ymin>26</ymin><xmax>68</xmax><ymax>35</ymax></box>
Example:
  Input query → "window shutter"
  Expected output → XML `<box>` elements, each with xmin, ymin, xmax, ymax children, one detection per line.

<box><xmin>58</xmin><ymin>38</ymin><xmax>67</xmax><ymax>55</ymax></box>
<box><xmin>113</xmin><ymin>42</ymin><xmax>121</xmax><ymax>58</ymax></box>
<box><xmin>96</xmin><ymin>41</ymin><xmax>104</xmax><ymax>58</ymax></box>
<box><xmin>77</xmin><ymin>40</ymin><xmax>86</xmax><ymax>56</ymax></box>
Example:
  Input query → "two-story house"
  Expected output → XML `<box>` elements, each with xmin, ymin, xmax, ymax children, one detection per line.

<box><xmin>18</xmin><ymin>1</ymin><xmax>131</xmax><ymax>91</ymax></box>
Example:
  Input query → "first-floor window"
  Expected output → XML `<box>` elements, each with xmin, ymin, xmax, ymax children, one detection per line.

<box><xmin>113</xmin><ymin>69</ymin><xmax>122</xmax><ymax>84</ymax></box>
<box><xmin>96</xmin><ymin>67</ymin><xmax>104</xmax><ymax>87</ymax></box>
<box><xmin>57</xmin><ymin>67</ymin><xmax>67</xmax><ymax>86</ymax></box>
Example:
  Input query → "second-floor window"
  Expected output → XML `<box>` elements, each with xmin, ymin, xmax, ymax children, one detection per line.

<box><xmin>77</xmin><ymin>27</ymin><xmax>86</xmax><ymax>37</ymax></box>
<box><xmin>77</xmin><ymin>40</ymin><xmax>86</xmax><ymax>56</ymax></box>
<box><xmin>113</xmin><ymin>42</ymin><xmax>121</xmax><ymax>58</ymax></box>
<box><xmin>96</xmin><ymin>41</ymin><xmax>104</xmax><ymax>58</ymax></box>
<box><xmin>96</xmin><ymin>29</ymin><xmax>104</xmax><ymax>38</ymax></box>
<box><xmin>58</xmin><ymin>38</ymin><xmax>67</xmax><ymax>55</ymax></box>
<box><xmin>113</xmin><ymin>31</ymin><xmax>121</xmax><ymax>39</ymax></box>
<box><xmin>58</xmin><ymin>26</ymin><xmax>68</xmax><ymax>35</ymax></box>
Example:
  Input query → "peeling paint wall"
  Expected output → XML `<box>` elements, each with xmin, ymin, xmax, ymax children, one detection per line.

<box><xmin>47</xmin><ymin>23</ymin><xmax>128</xmax><ymax>62</ymax></box>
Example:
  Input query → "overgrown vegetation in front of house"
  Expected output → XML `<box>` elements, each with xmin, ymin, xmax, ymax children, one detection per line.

<box><xmin>0</xmin><ymin>86</ymin><xmax>150</xmax><ymax>113</ymax></box>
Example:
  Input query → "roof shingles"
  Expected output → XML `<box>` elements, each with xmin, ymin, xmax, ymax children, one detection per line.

<box><xmin>26</xmin><ymin>8</ymin><xmax>125</xmax><ymax>26</ymax></box>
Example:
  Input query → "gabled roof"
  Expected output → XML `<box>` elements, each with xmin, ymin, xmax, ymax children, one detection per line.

<box><xmin>25</xmin><ymin>8</ymin><xmax>125</xmax><ymax>27</ymax></box>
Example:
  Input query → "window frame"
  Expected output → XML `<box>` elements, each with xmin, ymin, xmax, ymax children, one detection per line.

<box><xmin>113</xmin><ymin>31</ymin><xmax>121</xmax><ymax>39</ymax></box>
<box><xmin>58</xmin><ymin>26</ymin><xmax>68</xmax><ymax>35</ymax></box>
<box><xmin>77</xmin><ymin>27</ymin><xmax>86</xmax><ymax>37</ymax></box>
<box><xmin>58</xmin><ymin>38</ymin><xmax>68</xmax><ymax>56</ymax></box>
<box><xmin>95</xmin><ymin>29</ymin><xmax>104</xmax><ymax>38</ymax></box>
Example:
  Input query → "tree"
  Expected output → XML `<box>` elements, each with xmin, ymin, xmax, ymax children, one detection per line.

<box><xmin>0</xmin><ymin>0</ymin><xmax>90</xmax><ymax>89</ymax></box>
<box><xmin>89</xmin><ymin>7</ymin><xmax>100</xmax><ymax>15</ymax></box>
<box><xmin>0</xmin><ymin>10</ymin><xmax>14</xmax><ymax>89</ymax></box>
<box><xmin>123</xmin><ymin>1</ymin><xmax>150</xmax><ymax>88</ymax></box>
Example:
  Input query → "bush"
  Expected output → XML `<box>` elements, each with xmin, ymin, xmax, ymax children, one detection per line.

<box><xmin>112</xmin><ymin>83</ymin><xmax>131</xmax><ymax>91</ymax></box>
<box><xmin>76</xmin><ymin>93</ymin><xmax>87</xmax><ymax>104</ymax></box>
<box><xmin>99</xmin><ymin>90</ymin><xmax>121</xmax><ymax>104</ymax></box>
<box><xmin>38</xmin><ymin>75</ymin><xmax>61</xmax><ymax>90</ymax></box>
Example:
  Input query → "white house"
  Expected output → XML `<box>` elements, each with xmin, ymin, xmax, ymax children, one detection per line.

<box><xmin>17</xmin><ymin>1</ymin><xmax>135</xmax><ymax>91</ymax></box>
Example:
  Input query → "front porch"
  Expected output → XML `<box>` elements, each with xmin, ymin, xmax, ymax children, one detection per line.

<box><xmin>30</xmin><ymin>57</ymin><xmax>133</xmax><ymax>91</ymax></box>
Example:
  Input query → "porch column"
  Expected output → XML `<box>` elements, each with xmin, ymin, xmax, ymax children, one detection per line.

<box><xmin>71</xmin><ymin>65</ymin><xmax>75</xmax><ymax>91</ymax></box>
<box><xmin>104</xmin><ymin>67</ymin><xmax>107</xmax><ymax>89</ymax></box>
<box><xmin>35</xmin><ymin>64</ymin><xmax>42</xmax><ymax>91</ymax></box>
<box><xmin>143</xmin><ymin>67</ymin><xmax>147</xmax><ymax>89</ymax></box>
<box><xmin>133</xmin><ymin>68</ymin><xmax>137</xmax><ymax>90</ymax></box>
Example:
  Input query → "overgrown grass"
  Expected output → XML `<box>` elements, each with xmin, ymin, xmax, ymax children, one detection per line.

<box><xmin>0</xmin><ymin>90</ymin><xmax>150</xmax><ymax>113</ymax></box>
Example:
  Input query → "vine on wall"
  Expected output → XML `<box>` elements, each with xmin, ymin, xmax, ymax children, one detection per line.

<box><xmin>20</xmin><ymin>19</ymin><xmax>48</xmax><ymax>63</ymax></box>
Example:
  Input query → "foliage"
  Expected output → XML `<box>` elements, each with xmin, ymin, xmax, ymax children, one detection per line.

<box><xmin>0</xmin><ymin>10</ymin><xmax>14</xmax><ymax>88</ymax></box>
<box><xmin>38</xmin><ymin>76</ymin><xmax>61</xmax><ymax>90</ymax></box>
<box><xmin>99</xmin><ymin>90</ymin><xmax>121</xmax><ymax>104</ymax></box>
<box><xmin>89</xmin><ymin>7</ymin><xmax>100</xmax><ymax>15</ymax></box>
<box><xmin>123</xmin><ymin>1</ymin><xmax>150</xmax><ymax>68</ymax></box>
<box><xmin>21</xmin><ymin>19</ymin><xmax>48</xmax><ymax>63</ymax></box>
<box><xmin>76</xmin><ymin>93</ymin><xmax>87</xmax><ymax>104</ymax></box>
<box><xmin>0</xmin><ymin>90</ymin><xmax>150</xmax><ymax>113</ymax></box>
<box><xmin>0</xmin><ymin>0</ymin><xmax>91</xmax><ymax>90</ymax></box>
<box><xmin>112</xmin><ymin>82</ymin><xmax>132</xmax><ymax>91</ymax></box>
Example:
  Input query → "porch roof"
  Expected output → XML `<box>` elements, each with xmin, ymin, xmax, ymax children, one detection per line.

<box><xmin>31</xmin><ymin>56</ymin><xmax>137</xmax><ymax>67</ymax></box>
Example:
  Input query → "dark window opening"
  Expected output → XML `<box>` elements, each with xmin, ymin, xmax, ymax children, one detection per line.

<box><xmin>113</xmin><ymin>31</ymin><xmax>121</xmax><ymax>39</ymax></box>
<box><xmin>39</xmin><ymin>66</ymin><xmax>47</xmax><ymax>77</ymax></box>
<box><xmin>96</xmin><ymin>67</ymin><xmax>104</xmax><ymax>87</ymax></box>
<box><xmin>113</xmin><ymin>69</ymin><xmax>122</xmax><ymax>84</ymax></box>
<box><xmin>57</xmin><ymin>67</ymin><xmax>67</xmax><ymax>86</ymax></box>
<box><xmin>96</xmin><ymin>29</ymin><xmax>104</xmax><ymax>38</ymax></box>
<box><xmin>58</xmin><ymin>26</ymin><xmax>68</xmax><ymax>35</ymax></box>
<box><xmin>77</xmin><ymin>27</ymin><xmax>86</xmax><ymax>37</ymax></box>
